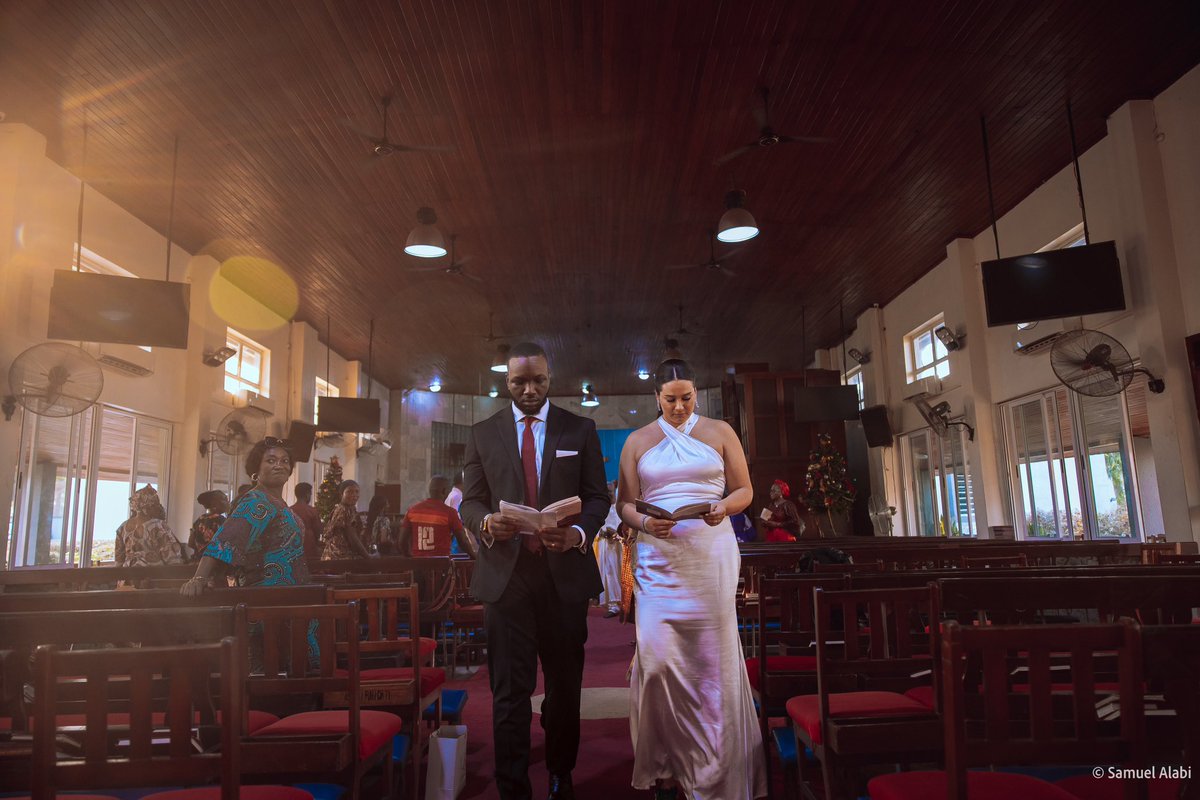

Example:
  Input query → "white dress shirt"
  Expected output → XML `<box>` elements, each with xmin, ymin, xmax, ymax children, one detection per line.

<box><xmin>445</xmin><ymin>486</ymin><xmax>463</xmax><ymax>511</ymax></box>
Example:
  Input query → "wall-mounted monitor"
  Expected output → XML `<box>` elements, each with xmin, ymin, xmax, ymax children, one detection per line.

<box><xmin>793</xmin><ymin>386</ymin><xmax>860</xmax><ymax>423</ymax></box>
<box><xmin>316</xmin><ymin>397</ymin><xmax>381</xmax><ymax>433</ymax></box>
<box><xmin>47</xmin><ymin>270</ymin><xmax>191</xmax><ymax>348</ymax></box>
<box><xmin>981</xmin><ymin>240</ymin><xmax>1125</xmax><ymax>327</ymax></box>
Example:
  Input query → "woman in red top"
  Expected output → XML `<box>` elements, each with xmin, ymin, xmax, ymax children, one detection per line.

<box><xmin>762</xmin><ymin>479</ymin><xmax>803</xmax><ymax>542</ymax></box>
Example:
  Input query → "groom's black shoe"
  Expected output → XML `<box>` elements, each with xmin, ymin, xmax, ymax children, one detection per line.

<box><xmin>548</xmin><ymin>772</ymin><xmax>575</xmax><ymax>800</ymax></box>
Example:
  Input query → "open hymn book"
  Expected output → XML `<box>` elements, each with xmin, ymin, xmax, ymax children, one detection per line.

<box><xmin>635</xmin><ymin>499</ymin><xmax>713</xmax><ymax>522</ymax></box>
<box><xmin>499</xmin><ymin>496</ymin><xmax>582</xmax><ymax>534</ymax></box>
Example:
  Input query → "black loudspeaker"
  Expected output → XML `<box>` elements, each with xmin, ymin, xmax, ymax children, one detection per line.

<box><xmin>285</xmin><ymin>421</ymin><xmax>317</xmax><ymax>463</ymax></box>
<box><xmin>859</xmin><ymin>405</ymin><xmax>893</xmax><ymax>448</ymax></box>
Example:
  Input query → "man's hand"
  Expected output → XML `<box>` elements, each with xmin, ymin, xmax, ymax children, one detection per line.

<box><xmin>537</xmin><ymin>526</ymin><xmax>582</xmax><ymax>553</ymax></box>
<box><xmin>488</xmin><ymin>513</ymin><xmax>522</xmax><ymax>542</ymax></box>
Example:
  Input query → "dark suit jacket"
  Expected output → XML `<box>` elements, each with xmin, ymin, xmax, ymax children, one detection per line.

<box><xmin>460</xmin><ymin>403</ymin><xmax>608</xmax><ymax>603</ymax></box>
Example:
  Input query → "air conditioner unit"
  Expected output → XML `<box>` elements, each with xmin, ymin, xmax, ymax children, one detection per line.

<box><xmin>241</xmin><ymin>391</ymin><xmax>275</xmax><ymax>416</ymax></box>
<box><xmin>1014</xmin><ymin>331</ymin><xmax>1069</xmax><ymax>356</ymax></box>
<box><xmin>902</xmin><ymin>376</ymin><xmax>943</xmax><ymax>401</ymax></box>
<box><xmin>86</xmin><ymin>342</ymin><xmax>155</xmax><ymax>377</ymax></box>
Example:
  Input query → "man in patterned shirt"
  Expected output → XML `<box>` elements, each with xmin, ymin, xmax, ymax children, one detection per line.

<box><xmin>400</xmin><ymin>475</ymin><xmax>476</xmax><ymax>558</ymax></box>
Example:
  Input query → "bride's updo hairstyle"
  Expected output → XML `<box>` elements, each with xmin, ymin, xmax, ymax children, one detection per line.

<box><xmin>653</xmin><ymin>359</ymin><xmax>696</xmax><ymax>392</ymax></box>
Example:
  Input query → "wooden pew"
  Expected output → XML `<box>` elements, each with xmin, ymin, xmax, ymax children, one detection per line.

<box><xmin>0</xmin><ymin>584</ymin><xmax>327</xmax><ymax>613</ymax></box>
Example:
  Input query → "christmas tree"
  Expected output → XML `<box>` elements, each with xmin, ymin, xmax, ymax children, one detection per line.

<box><xmin>802</xmin><ymin>433</ymin><xmax>857</xmax><ymax>536</ymax></box>
<box><xmin>316</xmin><ymin>455</ymin><xmax>343</xmax><ymax>523</ymax></box>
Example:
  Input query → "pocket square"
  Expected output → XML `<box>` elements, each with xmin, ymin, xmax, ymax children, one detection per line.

<box><xmin>555</xmin><ymin>449</ymin><xmax>579</xmax><ymax>457</ymax></box>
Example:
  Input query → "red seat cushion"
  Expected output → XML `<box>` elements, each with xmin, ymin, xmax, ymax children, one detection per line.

<box><xmin>252</xmin><ymin>709</ymin><xmax>404</xmax><ymax>759</ymax></box>
<box><xmin>743</xmin><ymin>656</ymin><xmax>817</xmax><ymax>691</ymax></box>
<box><xmin>8</xmin><ymin>796</ymin><xmax>119</xmax><ymax>800</ymax></box>
<box><xmin>334</xmin><ymin>666</ymin><xmax>447</xmax><ymax>697</ymax></box>
<box><xmin>869</xmin><ymin>771</ymin><xmax>1079</xmax><ymax>800</ymax></box>
<box><xmin>786</xmin><ymin>691</ymin><xmax>933</xmax><ymax>745</ymax></box>
<box><xmin>144</xmin><ymin>788</ymin><xmax>313</xmax><ymax>800</ymax></box>
<box><xmin>418</xmin><ymin>636</ymin><xmax>437</xmax><ymax>660</ymax></box>
<box><xmin>903</xmin><ymin>685</ymin><xmax>936</xmax><ymax>709</ymax></box>
<box><xmin>1055</xmin><ymin>775</ymin><xmax>1182</xmax><ymax>799</ymax></box>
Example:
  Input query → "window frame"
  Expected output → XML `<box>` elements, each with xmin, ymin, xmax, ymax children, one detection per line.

<box><xmin>845</xmin><ymin>367</ymin><xmax>865</xmax><ymax>410</ymax></box>
<box><xmin>898</xmin><ymin>423</ymin><xmax>977</xmax><ymax>538</ymax></box>
<box><xmin>903</xmin><ymin>313</ymin><xmax>951</xmax><ymax>384</ymax></box>
<box><xmin>314</xmin><ymin>377</ymin><xmax>340</xmax><ymax>424</ymax></box>
<box><xmin>224</xmin><ymin>329</ymin><xmax>270</xmax><ymax>399</ymax></box>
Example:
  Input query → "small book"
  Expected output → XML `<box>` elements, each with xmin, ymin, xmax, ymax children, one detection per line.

<box><xmin>499</xmin><ymin>496</ymin><xmax>582</xmax><ymax>534</ymax></box>
<box><xmin>635</xmin><ymin>499</ymin><xmax>712</xmax><ymax>522</ymax></box>
<box><xmin>759</xmin><ymin>507</ymin><xmax>773</xmax><ymax>522</ymax></box>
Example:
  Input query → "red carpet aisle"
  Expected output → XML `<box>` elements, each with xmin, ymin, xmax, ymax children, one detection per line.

<box><xmin>445</xmin><ymin>608</ymin><xmax>787</xmax><ymax>799</ymax></box>
<box><xmin>449</xmin><ymin>608</ymin><xmax>638</xmax><ymax>799</ymax></box>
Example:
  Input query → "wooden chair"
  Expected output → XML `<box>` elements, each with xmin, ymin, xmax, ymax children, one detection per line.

<box><xmin>811</xmin><ymin>560</ymin><xmax>886</xmax><ymax>574</ymax></box>
<box><xmin>326</xmin><ymin>585</ymin><xmax>446</xmax><ymax>796</ymax></box>
<box><xmin>239</xmin><ymin>603</ymin><xmax>402</xmax><ymax>800</ymax></box>
<box><xmin>446</xmin><ymin>559</ymin><xmax>486</xmax><ymax>670</ymax></box>
<box><xmin>787</xmin><ymin>586</ymin><xmax>939</xmax><ymax>799</ymax></box>
<box><xmin>750</xmin><ymin>575</ymin><xmax>846</xmax><ymax>797</ymax></box>
<box><xmin>961</xmin><ymin>553</ymin><xmax>1029</xmax><ymax>570</ymax></box>
<box><xmin>868</xmin><ymin>620</ymin><xmax>1146</xmax><ymax>800</ymax></box>
<box><xmin>27</xmin><ymin>638</ymin><xmax>308</xmax><ymax>800</ymax></box>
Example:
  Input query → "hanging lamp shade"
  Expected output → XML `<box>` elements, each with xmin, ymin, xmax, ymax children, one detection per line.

<box><xmin>716</xmin><ymin>190</ymin><xmax>759</xmax><ymax>243</ymax></box>
<box><xmin>429</xmin><ymin>378</ymin><xmax>442</xmax><ymax>393</ymax></box>
<box><xmin>405</xmin><ymin>207</ymin><xmax>448</xmax><ymax>258</ymax></box>
<box><xmin>490</xmin><ymin>344</ymin><xmax>510</xmax><ymax>373</ymax></box>
<box><xmin>488</xmin><ymin>387</ymin><xmax>499</xmax><ymax>398</ymax></box>
<box><xmin>581</xmin><ymin>384</ymin><xmax>599</xmax><ymax>407</ymax></box>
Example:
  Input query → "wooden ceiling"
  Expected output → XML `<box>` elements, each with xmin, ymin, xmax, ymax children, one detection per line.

<box><xmin>2</xmin><ymin>1</ymin><xmax>1197</xmax><ymax>396</ymax></box>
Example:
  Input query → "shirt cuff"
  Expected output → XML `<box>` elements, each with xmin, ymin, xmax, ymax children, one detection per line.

<box><xmin>571</xmin><ymin>524</ymin><xmax>587</xmax><ymax>552</ymax></box>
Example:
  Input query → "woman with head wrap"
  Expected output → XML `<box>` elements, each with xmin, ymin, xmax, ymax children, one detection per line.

<box><xmin>114</xmin><ymin>485</ymin><xmax>182</xmax><ymax>567</ymax></box>
<box><xmin>321</xmin><ymin>480</ymin><xmax>373</xmax><ymax>560</ymax></box>
<box><xmin>180</xmin><ymin>437</ymin><xmax>310</xmax><ymax>595</ymax></box>
<box><xmin>188</xmin><ymin>490</ymin><xmax>229</xmax><ymax>561</ymax></box>
<box><xmin>762</xmin><ymin>479</ymin><xmax>803</xmax><ymax>543</ymax></box>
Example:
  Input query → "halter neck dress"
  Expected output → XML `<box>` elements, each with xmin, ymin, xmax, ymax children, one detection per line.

<box><xmin>629</xmin><ymin>414</ymin><xmax>766</xmax><ymax>799</ymax></box>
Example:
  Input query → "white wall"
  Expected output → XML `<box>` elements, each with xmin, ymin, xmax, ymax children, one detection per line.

<box><xmin>0</xmin><ymin>124</ymin><xmax>395</xmax><ymax>564</ymax></box>
<box><xmin>820</xmin><ymin>64</ymin><xmax>1200</xmax><ymax>541</ymax></box>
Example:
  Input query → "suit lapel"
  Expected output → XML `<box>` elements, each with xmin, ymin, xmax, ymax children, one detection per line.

<box><xmin>496</xmin><ymin>407</ymin><xmax>524</xmax><ymax>489</ymax></box>
<box><xmin>540</xmin><ymin>404</ymin><xmax>566</xmax><ymax>506</ymax></box>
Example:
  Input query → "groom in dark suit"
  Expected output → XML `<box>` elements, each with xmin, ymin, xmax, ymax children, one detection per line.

<box><xmin>460</xmin><ymin>341</ymin><xmax>608</xmax><ymax>800</ymax></box>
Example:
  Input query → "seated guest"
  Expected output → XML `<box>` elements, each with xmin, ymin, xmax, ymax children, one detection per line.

<box><xmin>321</xmin><ymin>480</ymin><xmax>373</xmax><ymax>560</ymax></box>
<box><xmin>762</xmin><ymin>478</ymin><xmax>803</xmax><ymax>542</ymax></box>
<box><xmin>115</xmin><ymin>485</ymin><xmax>181</xmax><ymax>567</ymax></box>
<box><xmin>400</xmin><ymin>474</ymin><xmax>476</xmax><ymax>558</ymax></box>
<box><xmin>181</xmin><ymin>437</ymin><xmax>310</xmax><ymax>594</ymax></box>
<box><xmin>187</xmin><ymin>490</ymin><xmax>228</xmax><ymax>561</ymax></box>
<box><xmin>289</xmin><ymin>481</ymin><xmax>323</xmax><ymax>564</ymax></box>
<box><xmin>365</xmin><ymin>492</ymin><xmax>396</xmax><ymax>554</ymax></box>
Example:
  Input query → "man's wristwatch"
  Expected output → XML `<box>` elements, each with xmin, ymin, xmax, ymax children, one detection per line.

<box><xmin>481</xmin><ymin>514</ymin><xmax>491</xmax><ymax>535</ymax></box>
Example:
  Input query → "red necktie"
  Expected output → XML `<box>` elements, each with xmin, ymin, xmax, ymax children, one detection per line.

<box><xmin>521</xmin><ymin>416</ymin><xmax>543</xmax><ymax>553</ymax></box>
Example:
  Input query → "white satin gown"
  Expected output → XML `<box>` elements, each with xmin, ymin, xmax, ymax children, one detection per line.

<box><xmin>629</xmin><ymin>414</ymin><xmax>766</xmax><ymax>799</ymax></box>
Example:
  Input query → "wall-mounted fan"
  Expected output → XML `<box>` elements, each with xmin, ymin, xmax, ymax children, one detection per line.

<box><xmin>907</xmin><ymin>393</ymin><xmax>975</xmax><ymax>441</ymax></box>
<box><xmin>868</xmin><ymin>495</ymin><xmax>896</xmax><ymax>536</ymax></box>
<box><xmin>202</xmin><ymin>407</ymin><xmax>269</xmax><ymax>458</ymax></box>
<box><xmin>357</xmin><ymin>428</ymin><xmax>393</xmax><ymax>456</ymax></box>
<box><xmin>1050</xmin><ymin>329</ymin><xmax>1165</xmax><ymax>396</ymax></box>
<box><xmin>8</xmin><ymin>342</ymin><xmax>104</xmax><ymax>418</ymax></box>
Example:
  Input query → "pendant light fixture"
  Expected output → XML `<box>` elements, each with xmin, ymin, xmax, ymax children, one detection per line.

<box><xmin>488</xmin><ymin>387</ymin><xmax>499</xmax><ymax>398</ymax></box>
<box><xmin>490</xmin><ymin>344</ymin><xmax>511</xmax><ymax>373</ymax></box>
<box><xmin>637</xmin><ymin>368</ymin><xmax>650</xmax><ymax>381</ymax></box>
<box><xmin>716</xmin><ymin>189</ymin><xmax>759</xmax><ymax>243</ymax></box>
<box><xmin>580</xmin><ymin>384</ymin><xmax>599</xmax><ymax>407</ymax></box>
<box><xmin>404</xmin><ymin>207</ymin><xmax>448</xmax><ymax>258</ymax></box>
<box><xmin>428</xmin><ymin>378</ymin><xmax>442</xmax><ymax>393</ymax></box>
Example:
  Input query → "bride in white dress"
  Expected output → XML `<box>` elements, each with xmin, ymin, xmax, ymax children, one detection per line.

<box><xmin>616</xmin><ymin>359</ymin><xmax>766</xmax><ymax>800</ymax></box>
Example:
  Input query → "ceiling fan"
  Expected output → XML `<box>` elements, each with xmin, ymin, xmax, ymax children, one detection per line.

<box><xmin>406</xmin><ymin>234</ymin><xmax>482</xmax><ymax>282</ymax></box>
<box><xmin>714</xmin><ymin>86</ymin><xmax>834</xmax><ymax>166</ymax></box>
<box><xmin>341</xmin><ymin>94</ymin><xmax>452</xmax><ymax>162</ymax></box>
<box><xmin>669</xmin><ymin>304</ymin><xmax>704</xmax><ymax>337</ymax></box>
<box><xmin>479</xmin><ymin>312</ymin><xmax>512</xmax><ymax>343</ymax></box>
<box><xmin>664</xmin><ymin>229</ymin><xmax>743</xmax><ymax>277</ymax></box>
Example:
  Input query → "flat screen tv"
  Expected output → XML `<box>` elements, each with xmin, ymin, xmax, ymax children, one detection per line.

<box><xmin>793</xmin><ymin>386</ymin><xmax>860</xmax><ymax>423</ymax></box>
<box><xmin>980</xmin><ymin>240</ymin><xmax>1125</xmax><ymax>327</ymax></box>
<box><xmin>47</xmin><ymin>270</ymin><xmax>191</xmax><ymax>348</ymax></box>
<box><xmin>316</xmin><ymin>397</ymin><xmax>381</xmax><ymax>433</ymax></box>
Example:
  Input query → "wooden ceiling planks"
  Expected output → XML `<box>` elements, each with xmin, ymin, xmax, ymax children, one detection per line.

<box><xmin>0</xmin><ymin>0</ymin><xmax>1196</xmax><ymax>395</ymax></box>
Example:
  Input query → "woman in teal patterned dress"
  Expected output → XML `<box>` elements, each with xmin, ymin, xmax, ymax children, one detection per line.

<box><xmin>181</xmin><ymin>437</ymin><xmax>310</xmax><ymax>594</ymax></box>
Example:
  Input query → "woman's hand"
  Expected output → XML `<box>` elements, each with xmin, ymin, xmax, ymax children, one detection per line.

<box><xmin>180</xmin><ymin>575</ymin><xmax>206</xmax><ymax>598</ymax></box>
<box><xmin>702</xmin><ymin>502</ymin><xmax>727</xmax><ymax>527</ymax></box>
<box><xmin>644</xmin><ymin>517</ymin><xmax>677</xmax><ymax>539</ymax></box>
